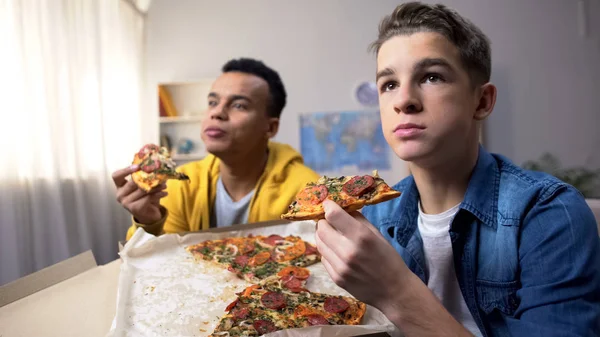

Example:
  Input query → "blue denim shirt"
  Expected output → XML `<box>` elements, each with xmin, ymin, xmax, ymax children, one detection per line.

<box><xmin>362</xmin><ymin>146</ymin><xmax>600</xmax><ymax>336</ymax></box>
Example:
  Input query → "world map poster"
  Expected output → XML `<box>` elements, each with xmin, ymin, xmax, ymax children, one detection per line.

<box><xmin>299</xmin><ymin>111</ymin><xmax>391</xmax><ymax>173</ymax></box>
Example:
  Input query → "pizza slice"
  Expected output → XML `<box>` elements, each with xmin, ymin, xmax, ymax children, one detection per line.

<box><xmin>185</xmin><ymin>235</ymin><xmax>320</xmax><ymax>284</ymax></box>
<box><xmin>281</xmin><ymin>170</ymin><xmax>401</xmax><ymax>221</ymax></box>
<box><xmin>210</xmin><ymin>280</ymin><xmax>367</xmax><ymax>336</ymax></box>
<box><xmin>131</xmin><ymin>143</ymin><xmax>190</xmax><ymax>192</ymax></box>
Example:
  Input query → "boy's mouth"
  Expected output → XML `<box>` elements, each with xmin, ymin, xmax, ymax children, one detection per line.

<box><xmin>204</xmin><ymin>126</ymin><xmax>227</xmax><ymax>138</ymax></box>
<box><xmin>393</xmin><ymin>123</ymin><xmax>425</xmax><ymax>139</ymax></box>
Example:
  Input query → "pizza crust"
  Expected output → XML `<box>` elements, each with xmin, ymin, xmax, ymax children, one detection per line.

<box><xmin>344</xmin><ymin>301</ymin><xmax>367</xmax><ymax>325</ymax></box>
<box><xmin>368</xmin><ymin>187</ymin><xmax>402</xmax><ymax>205</ymax></box>
<box><xmin>280</xmin><ymin>202</ymin><xmax>366</xmax><ymax>221</ymax></box>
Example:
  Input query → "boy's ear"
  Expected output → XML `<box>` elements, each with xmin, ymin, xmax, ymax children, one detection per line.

<box><xmin>474</xmin><ymin>83</ymin><xmax>496</xmax><ymax>120</ymax></box>
<box><xmin>265</xmin><ymin>118</ymin><xmax>279</xmax><ymax>139</ymax></box>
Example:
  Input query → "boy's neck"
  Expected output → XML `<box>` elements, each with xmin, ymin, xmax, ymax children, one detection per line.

<box><xmin>219</xmin><ymin>146</ymin><xmax>269</xmax><ymax>202</ymax></box>
<box><xmin>410</xmin><ymin>143</ymin><xmax>479</xmax><ymax>215</ymax></box>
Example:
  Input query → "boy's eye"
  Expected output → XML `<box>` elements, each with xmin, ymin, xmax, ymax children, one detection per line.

<box><xmin>208</xmin><ymin>100</ymin><xmax>218</xmax><ymax>107</ymax></box>
<box><xmin>423</xmin><ymin>73</ymin><xmax>444</xmax><ymax>83</ymax></box>
<box><xmin>380</xmin><ymin>81</ymin><xmax>398</xmax><ymax>92</ymax></box>
<box><xmin>232</xmin><ymin>103</ymin><xmax>247</xmax><ymax>110</ymax></box>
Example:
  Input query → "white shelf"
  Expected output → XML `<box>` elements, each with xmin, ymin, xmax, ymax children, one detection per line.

<box><xmin>159</xmin><ymin>116</ymin><xmax>203</xmax><ymax>123</ymax></box>
<box><xmin>157</xmin><ymin>80</ymin><xmax>214</xmax><ymax>163</ymax></box>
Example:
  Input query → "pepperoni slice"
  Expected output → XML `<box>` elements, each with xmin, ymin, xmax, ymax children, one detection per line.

<box><xmin>307</xmin><ymin>314</ymin><xmax>330</xmax><ymax>326</ymax></box>
<box><xmin>261</xmin><ymin>291</ymin><xmax>286</xmax><ymax>310</ymax></box>
<box><xmin>253</xmin><ymin>319</ymin><xmax>277</xmax><ymax>335</ymax></box>
<box><xmin>281</xmin><ymin>275</ymin><xmax>307</xmax><ymax>292</ymax></box>
<box><xmin>324</xmin><ymin>297</ymin><xmax>350</xmax><ymax>313</ymax></box>
<box><xmin>297</xmin><ymin>185</ymin><xmax>328</xmax><ymax>205</ymax></box>
<box><xmin>225</xmin><ymin>298</ymin><xmax>238</xmax><ymax>312</ymax></box>
<box><xmin>249</xmin><ymin>251</ymin><xmax>270</xmax><ymax>266</ymax></box>
<box><xmin>277</xmin><ymin>266</ymin><xmax>310</xmax><ymax>280</ymax></box>
<box><xmin>342</xmin><ymin>175</ymin><xmax>375</xmax><ymax>196</ymax></box>
<box><xmin>232</xmin><ymin>306</ymin><xmax>249</xmax><ymax>320</ymax></box>
<box><xmin>233</xmin><ymin>255</ymin><xmax>249</xmax><ymax>267</ymax></box>
<box><xmin>304</xmin><ymin>243</ymin><xmax>318</xmax><ymax>256</ymax></box>
<box><xmin>262</xmin><ymin>234</ymin><xmax>284</xmax><ymax>246</ymax></box>
<box><xmin>283</xmin><ymin>276</ymin><xmax>303</xmax><ymax>290</ymax></box>
<box><xmin>280</xmin><ymin>274</ymin><xmax>295</xmax><ymax>283</ymax></box>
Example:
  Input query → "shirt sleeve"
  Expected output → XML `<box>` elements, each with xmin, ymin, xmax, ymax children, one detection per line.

<box><xmin>507</xmin><ymin>183</ymin><xmax>600</xmax><ymax>336</ymax></box>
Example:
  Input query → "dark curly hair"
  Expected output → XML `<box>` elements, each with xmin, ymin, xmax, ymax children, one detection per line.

<box><xmin>222</xmin><ymin>58</ymin><xmax>287</xmax><ymax>118</ymax></box>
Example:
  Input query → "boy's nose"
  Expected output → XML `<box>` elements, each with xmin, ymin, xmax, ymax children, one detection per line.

<box><xmin>393</xmin><ymin>87</ymin><xmax>423</xmax><ymax>114</ymax></box>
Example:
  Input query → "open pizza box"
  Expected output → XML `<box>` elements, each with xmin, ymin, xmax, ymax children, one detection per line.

<box><xmin>0</xmin><ymin>249</ymin><xmax>122</xmax><ymax>337</ymax></box>
<box><xmin>0</xmin><ymin>250</ymin><xmax>98</xmax><ymax>308</ymax></box>
<box><xmin>108</xmin><ymin>219</ymin><xmax>401</xmax><ymax>337</ymax></box>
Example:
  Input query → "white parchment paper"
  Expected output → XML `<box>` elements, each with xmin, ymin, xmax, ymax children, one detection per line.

<box><xmin>106</xmin><ymin>221</ymin><xmax>401</xmax><ymax>337</ymax></box>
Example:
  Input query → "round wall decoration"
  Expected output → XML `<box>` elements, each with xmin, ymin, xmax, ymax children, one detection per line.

<box><xmin>355</xmin><ymin>81</ymin><xmax>379</xmax><ymax>106</ymax></box>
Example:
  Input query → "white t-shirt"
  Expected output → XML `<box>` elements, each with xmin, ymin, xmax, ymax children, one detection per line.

<box><xmin>418</xmin><ymin>202</ymin><xmax>482</xmax><ymax>337</ymax></box>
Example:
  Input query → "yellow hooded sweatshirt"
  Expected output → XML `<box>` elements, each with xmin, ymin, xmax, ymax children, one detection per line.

<box><xmin>125</xmin><ymin>142</ymin><xmax>319</xmax><ymax>240</ymax></box>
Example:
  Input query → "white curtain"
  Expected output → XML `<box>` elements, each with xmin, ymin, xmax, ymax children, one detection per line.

<box><xmin>0</xmin><ymin>0</ymin><xmax>146</xmax><ymax>285</ymax></box>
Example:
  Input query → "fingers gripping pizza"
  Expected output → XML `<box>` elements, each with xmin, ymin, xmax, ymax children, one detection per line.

<box><xmin>281</xmin><ymin>170</ymin><xmax>401</xmax><ymax>221</ymax></box>
<box><xmin>131</xmin><ymin>144</ymin><xmax>190</xmax><ymax>192</ymax></box>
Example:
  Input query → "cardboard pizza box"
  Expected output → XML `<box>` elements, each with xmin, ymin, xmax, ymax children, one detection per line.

<box><xmin>0</xmin><ymin>221</ymin><xmax>391</xmax><ymax>337</ymax></box>
<box><xmin>0</xmin><ymin>250</ymin><xmax>122</xmax><ymax>337</ymax></box>
<box><xmin>116</xmin><ymin>220</ymin><xmax>393</xmax><ymax>337</ymax></box>
<box><xmin>0</xmin><ymin>250</ymin><xmax>97</xmax><ymax>307</ymax></box>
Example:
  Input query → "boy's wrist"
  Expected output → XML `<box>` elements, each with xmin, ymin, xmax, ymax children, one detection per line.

<box><xmin>376</xmin><ymin>272</ymin><xmax>421</xmax><ymax>320</ymax></box>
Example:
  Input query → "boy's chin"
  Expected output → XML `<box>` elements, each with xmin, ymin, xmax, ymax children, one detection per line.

<box><xmin>204</xmin><ymin>142</ymin><xmax>231</xmax><ymax>156</ymax></box>
<box><xmin>392</xmin><ymin>144</ymin><xmax>431</xmax><ymax>163</ymax></box>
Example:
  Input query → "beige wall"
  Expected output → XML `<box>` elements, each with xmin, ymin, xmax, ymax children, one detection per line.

<box><xmin>144</xmin><ymin>0</ymin><xmax>600</xmax><ymax>184</ymax></box>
